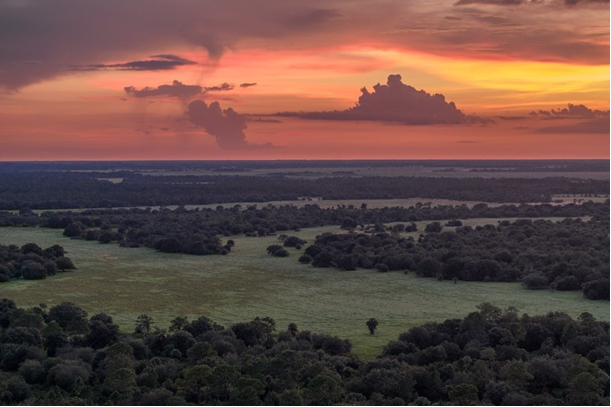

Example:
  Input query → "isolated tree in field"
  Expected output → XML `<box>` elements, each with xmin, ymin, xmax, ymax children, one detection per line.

<box><xmin>366</xmin><ymin>318</ymin><xmax>379</xmax><ymax>334</ymax></box>
<box><xmin>288</xmin><ymin>322</ymin><xmax>298</xmax><ymax>336</ymax></box>
<box><xmin>55</xmin><ymin>256</ymin><xmax>76</xmax><ymax>271</ymax></box>
<box><xmin>135</xmin><ymin>314</ymin><xmax>155</xmax><ymax>335</ymax></box>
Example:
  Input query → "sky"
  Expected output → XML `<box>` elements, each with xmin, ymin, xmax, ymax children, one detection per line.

<box><xmin>0</xmin><ymin>0</ymin><xmax>609</xmax><ymax>160</ymax></box>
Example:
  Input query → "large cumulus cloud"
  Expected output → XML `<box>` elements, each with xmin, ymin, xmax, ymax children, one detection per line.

<box><xmin>187</xmin><ymin>100</ymin><xmax>274</xmax><ymax>150</ymax></box>
<box><xmin>277</xmin><ymin>74</ymin><xmax>487</xmax><ymax>125</ymax></box>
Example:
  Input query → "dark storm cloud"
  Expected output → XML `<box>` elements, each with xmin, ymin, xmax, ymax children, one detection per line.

<box><xmin>240</xmin><ymin>83</ymin><xmax>258</xmax><ymax>88</ymax></box>
<box><xmin>276</xmin><ymin>74</ymin><xmax>489</xmax><ymax>125</ymax></box>
<box><xmin>0</xmin><ymin>0</ymin><xmax>608</xmax><ymax>91</ymax></box>
<box><xmin>530</xmin><ymin>104</ymin><xmax>610</xmax><ymax>118</ymax></box>
<box><xmin>124</xmin><ymin>80</ymin><xmax>203</xmax><ymax>99</ymax></box>
<box><xmin>187</xmin><ymin>100</ymin><xmax>275</xmax><ymax>149</ymax></box>
<box><xmin>72</xmin><ymin>55</ymin><xmax>196</xmax><ymax>71</ymax></box>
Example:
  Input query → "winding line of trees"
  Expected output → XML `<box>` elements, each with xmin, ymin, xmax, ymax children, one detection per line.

<box><xmin>1</xmin><ymin>201</ymin><xmax>608</xmax><ymax>257</ymax></box>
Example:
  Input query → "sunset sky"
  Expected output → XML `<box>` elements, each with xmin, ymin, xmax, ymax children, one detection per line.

<box><xmin>1</xmin><ymin>0</ymin><xmax>609</xmax><ymax>160</ymax></box>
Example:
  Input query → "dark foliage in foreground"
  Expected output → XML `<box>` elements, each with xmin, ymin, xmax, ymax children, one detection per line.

<box><xmin>303</xmin><ymin>217</ymin><xmax>609</xmax><ymax>300</ymax></box>
<box><xmin>0</xmin><ymin>243</ymin><xmax>75</xmax><ymax>283</ymax></box>
<box><xmin>0</xmin><ymin>171</ymin><xmax>608</xmax><ymax>210</ymax></box>
<box><xmin>0</xmin><ymin>301</ymin><xmax>607</xmax><ymax>405</ymax></box>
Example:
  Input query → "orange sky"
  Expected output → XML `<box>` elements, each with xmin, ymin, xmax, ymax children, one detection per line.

<box><xmin>0</xmin><ymin>0</ymin><xmax>608</xmax><ymax>160</ymax></box>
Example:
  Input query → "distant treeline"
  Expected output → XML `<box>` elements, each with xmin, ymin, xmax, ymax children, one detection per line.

<box><xmin>0</xmin><ymin>172</ymin><xmax>609</xmax><ymax>209</ymax></box>
<box><xmin>0</xmin><ymin>300</ymin><xmax>607</xmax><ymax>405</ymax></box>
<box><xmin>297</xmin><ymin>217</ymin><xmax>609</xmax><ymax>300</ymax></box>
<box><xmin>0</xmin><ymin>201</ymin><xmax>608</xmax><ymax>257</ymax></box>
<box><xmin>0</xmin><ymin>159</ymin><xmax>608</xmax><ymax>172</ymax></box>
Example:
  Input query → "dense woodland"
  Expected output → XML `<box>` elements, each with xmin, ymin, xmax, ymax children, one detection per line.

<box><xmin>0</xmin><ymin>301</ymin><xmax>607</xmax><ymax>405</ymax></box>
<box><xmin>0</xmin><ymin>171</ymin><xmax>608</xmax><ymax>209</ymax></box>
<box><xmin>296</xmin><ymin>217</ymin><xmax>609</xmax><ymax>300</ymax></box>
<box><xmin>0</xmin><ymin>244</ymin><xmax>75</xmax><ymax>283</ymax></box>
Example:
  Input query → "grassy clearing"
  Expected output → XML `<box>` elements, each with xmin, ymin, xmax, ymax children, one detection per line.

<box><xmin>0</xmin><ymin>219</ymin><xmax>607</xmax><ymax>360</ymax></box>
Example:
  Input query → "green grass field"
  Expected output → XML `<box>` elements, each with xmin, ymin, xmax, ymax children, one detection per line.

<box><xmin>0</xmin><ymin>220</ymin><xmax>607</xmax><ymax>360</ymax></box>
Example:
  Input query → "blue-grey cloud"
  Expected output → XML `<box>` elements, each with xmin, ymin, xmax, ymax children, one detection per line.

<box><xmin>187</xmin><ymin>100</ymin><xmax>275</xmax><ymax>149</ymax></box>
<box><xmin>73</xmin><ymin>55</ymin><xmax>196</xmax><ymax>71</ymax></box>
<box><xmin>530</xmin><ymin>103</ymin><xmax>610</xmax><ymax>119</ymax></box>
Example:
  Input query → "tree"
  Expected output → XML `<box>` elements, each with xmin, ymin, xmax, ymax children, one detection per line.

<box><xmin>55</xmin><ymin>256</ymin><xmax>76</xmax><ymax>271</ymax></box>
<box><xmin>288</xmin><ymin>323</ymin><xmax>298</xmax><ymax>336</ymax></box>
<box><xmin>21</xmin><ymin>262</ymin><xmax>47</xmax><ymax>280</ymax></box>
<box><xmin>522</xmin><ymin>272</ymin><xmax>548</xmax><ymax>290</ymax></box>
<box><xmin>375</xmin><ymin>263</ymin><xmax>389</xmax><ymax>273</ymax></box>
<box><xmin>298</xmin><ymin>254</ymin><xmax>313</xmax><ymax>264</ymax></box>
<box><xmin>424</xmin><ymin>222</ymin><xmax>443</xmax><ymax>233</ymax></box>
<box><xmin>312</xmin><ymin>251</ymin><xmax>334</xmax><ymax>268</ymax></box>
<box><xmin>48</xmin><ymin>302</ymin><xmax>88</xmax><ymax>334</ymax></box>
<box><xmin>305</xmin><ymin>374</ymin><xmax>345</xmax><ymax>405</ymax></box>
<box><xmin>448</xmin><ymin>383</ymin><xmax>479</xmax><ymax>406</ymax></box>
<box><xmin>366</xmin><ymin>318</ymin><xmax>379</xmax><ymax>335</ymax></box>
<box><xmin>135</xmin><ymin>314</ymin><xmax>155</xmax><ymax>335</ymax></box>
<box><xmin>84</xmin><ymin>313</ymin><xmax>120</xmax><ymax>349</ymax></box>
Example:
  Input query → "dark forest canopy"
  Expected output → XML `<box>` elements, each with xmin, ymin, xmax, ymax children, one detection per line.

<box><xmin>0</xmin><ymin>301</ymin><xmax>607</xmax><ymax>405</ymax></box>
<box><xmin>299</xmin><ymin>217</ymin><xmax>609</xmax><ymax>300</ymax></box>
<box><xmin>0</xmin><ymin>171</ymin><xmax>608</xmax><ymax>210</ymax></box>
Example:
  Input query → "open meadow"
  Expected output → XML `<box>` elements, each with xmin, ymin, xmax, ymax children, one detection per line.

<box><xmin>0</xmin><ymin>216</ymin><xmax>607</xmax><ymax>360</ymax></box>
